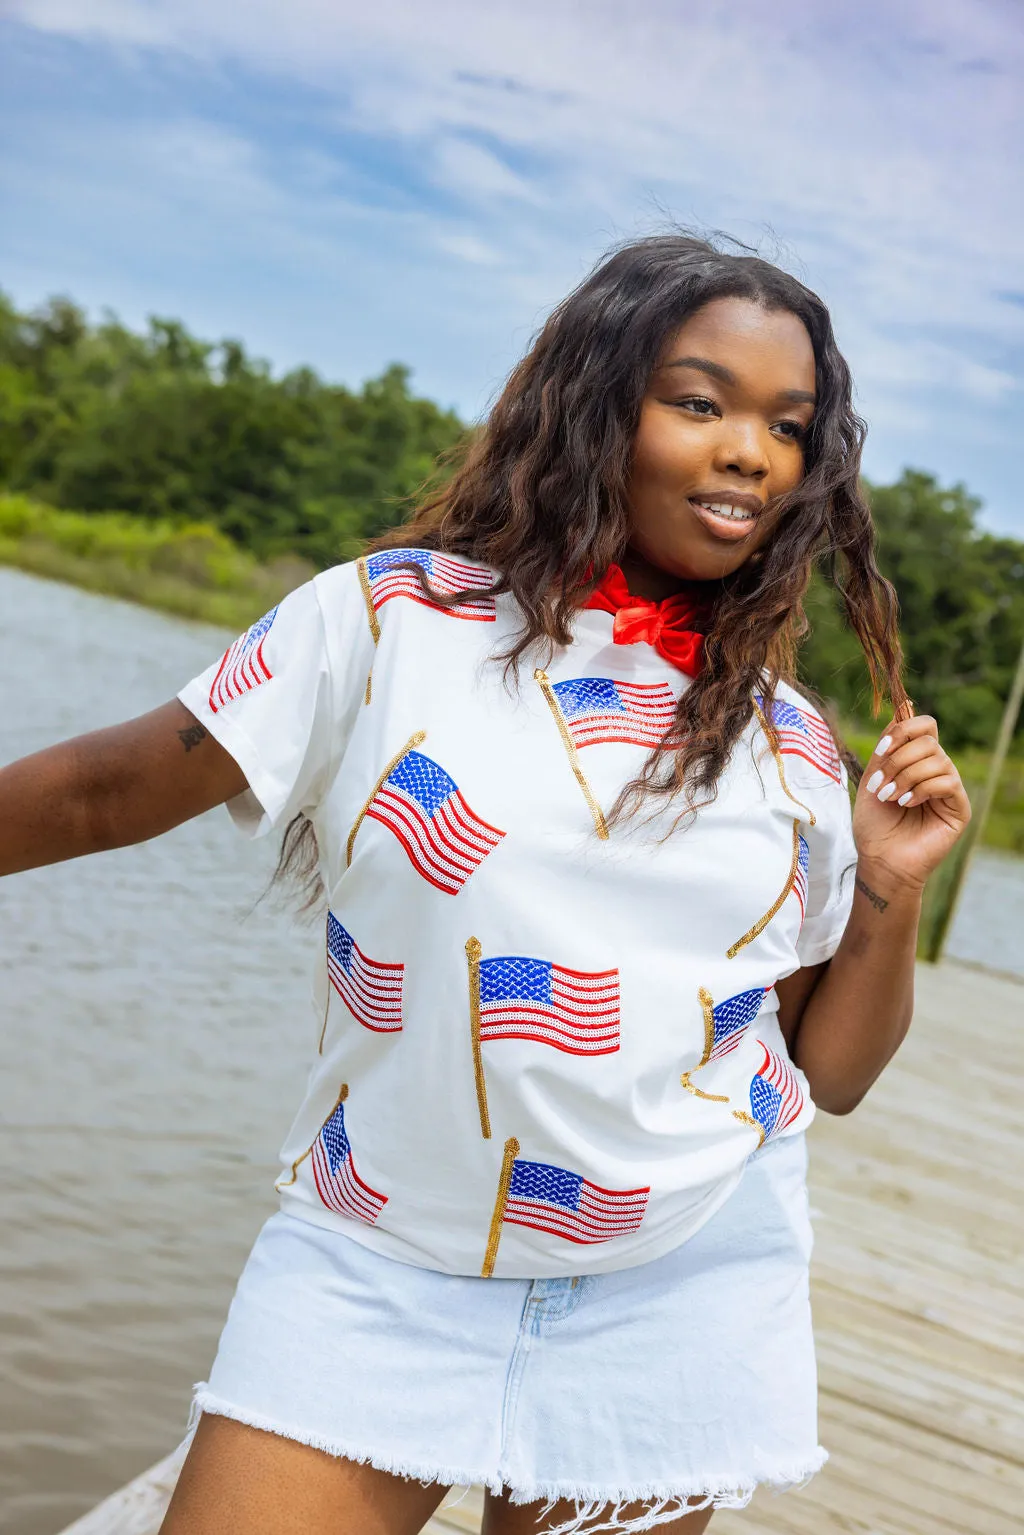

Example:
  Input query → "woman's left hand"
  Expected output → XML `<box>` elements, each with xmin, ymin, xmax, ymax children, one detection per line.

<box><xmin>852</xmin><ymin>715</ymin><xmax>972</xmax><ymax>890</ymax></box>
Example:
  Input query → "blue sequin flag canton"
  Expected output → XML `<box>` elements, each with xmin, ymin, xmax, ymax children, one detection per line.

<box><xmin>554</xmin><ymin>677</ymin><xmax>628</xmax><ymax>719</ymax></box>
<box><xmin>711</xmin><ymin>987</ymin><xmax>767</xmax><ymax>1058</ymax></box>
<box><xmin>481</xmin><ymin>956</ymin><xmax>555</xmax><ymax>1005</ymax></box>
<box><xmin>510</xmin><ymin>1158</ymin><xmax>584</xmax><ymax>1211</ymax></box>
<box><xmin>320</xmin><ymin>1098</ymin><xmax>352</xmax><ymax>1174</ymax></box>
<box><xmin>366</xmin><ymin>549</ymin><xmax>434</xmax><ymax>580</ymax></box>
<box><xmin>385</xmin><ymin>750</ymin><xmax>459</xmax><ymax>816</ymax></box>
<box><xmin>327</xmin><ymin>911</ymin><xmax>355</xmax><ymax>973</ymax></box>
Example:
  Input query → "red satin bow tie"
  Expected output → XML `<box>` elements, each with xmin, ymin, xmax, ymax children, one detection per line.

<box><xmin>583</xmin><ymin>564</ymin><xmax>708</xmax><ymax>678</ymax></box>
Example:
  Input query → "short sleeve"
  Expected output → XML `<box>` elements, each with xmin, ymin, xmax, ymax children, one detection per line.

<box><xmin>794</xmin><ymin>762</ymin><xmax>859</xmax><ymax>967</ymax></box>
<box><xmin>176</xmin><ymin>564</ymin><xmax>369</xmax><ymax>839</ymax></box>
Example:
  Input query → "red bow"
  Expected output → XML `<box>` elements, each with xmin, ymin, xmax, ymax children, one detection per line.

<box><xmin>584</xmin><ymin>564</ymin><xmax>708</xmax><ymax>678</ymax></box>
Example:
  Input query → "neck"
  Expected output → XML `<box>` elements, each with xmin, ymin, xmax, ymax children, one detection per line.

<box><xmin>618</xmin><ymin>548</ymin><xmax>703</xmax><ymax>603</ymax></box>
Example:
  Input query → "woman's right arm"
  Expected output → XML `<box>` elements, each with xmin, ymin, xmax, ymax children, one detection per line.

<box><xmin>0</xmin><ymin>699</ymin><xmax>248</xmax><ymax>877</ymax></box>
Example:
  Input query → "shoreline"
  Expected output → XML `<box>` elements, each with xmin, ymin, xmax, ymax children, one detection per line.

<box><xmin>2</xmin><ymin>494</ymin><xmax>1021</xmax><ymax>858</ymax></box>
<box><xmin>0</xmin><ymin>493</ymin><xmax>312</xmax><ymax>635</ymax></box>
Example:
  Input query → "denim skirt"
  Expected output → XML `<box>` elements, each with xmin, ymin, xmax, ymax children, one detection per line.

<box><xmin>192</xmin><ymin>1133</ymin><xmax>824</xmax><ymax>1535</ymax></box>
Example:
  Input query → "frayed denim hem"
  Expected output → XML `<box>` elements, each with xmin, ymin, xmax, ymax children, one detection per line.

<box><xmin>189</xmin><ymin>1383</ymin><xmax>827</xmax><ymax>1534</ymax></box>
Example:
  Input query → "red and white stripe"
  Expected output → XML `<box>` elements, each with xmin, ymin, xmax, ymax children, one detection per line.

<box><xmin>758</xmin><ymin>1043</ymin><xmax>804</xmax><ymax>1136</ymax></box>
<box><xmin>504</xmin><ymin>1181</ymin><xmax>649</xmax><ymax>1245</ymax></box>
<box><xmin>327</xmin><ymin>942</ymin><xmax>404</xmax><ymax>1034</ymax></box>
<box><xmin>311</xmin><ymin>1141</ymin><xmax>388</xmax><ymax>1224</ymax></box>
<box><xmin>566</xmin><ymin>682</ymin><xmax>676</xmax><ymax>749</ymax></box>
<box><xmin>369</xmin><ymin>554</ymin><xmax>495</xmax><ymax>620</ymax></box>
<box><xmin>367</xmin><ymin>786</ymin><xmax>504</xmax><ymax>895</ymax></box>
<box><xmin>208</xmin><ymin>629</ymin><xmax>273</xmax><ymax>713</ymax></box>
<box><xmin>793</xmin><ymin>857</ymin><xmax>809</xmax><ymax>922</ymax></box>
<box><xmin>480</xmin><ymin>968</ymin><xmax>620</xmax><ymax>1054</ymax></box>
<box><xmin>776</xmin><ymin>710</ymin><xmax>842</xmax><ymax>782</ymax></box>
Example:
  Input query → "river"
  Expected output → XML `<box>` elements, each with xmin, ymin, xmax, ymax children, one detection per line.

<box><xmin>0</xmin><ymin>566</ymin><xmax>1021</xmax><ymax>1534</ymax></box>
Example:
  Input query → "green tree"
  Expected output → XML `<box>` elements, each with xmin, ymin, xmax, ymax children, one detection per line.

<box><xmin>0</xmin><ymin>294</ymin><xmax>466</xmax><ymax>568</ymax></box>
<box><xmin>800</xmin><ymin>471</ymin><xmax>1024</xmax><ymax>745</ymax></box>
<box><xmin>2</xmin><ymin>293</ymin><xmax>1022</xmax><ymax>749</ymax></box>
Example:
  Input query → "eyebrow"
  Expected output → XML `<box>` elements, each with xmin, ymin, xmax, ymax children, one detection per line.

<box><xmin>662</xmin><ymin>355</ymin><xmax>816</xmax><ymax>406</ymax></box>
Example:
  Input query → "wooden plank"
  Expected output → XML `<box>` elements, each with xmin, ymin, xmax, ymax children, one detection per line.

<box><xmin>428</xmin><ymin>1486</ymin><xmax>485</xmax><ymax>1532</ymax></box>
<box><xmin>58</xmin><ymin>959</ymin><xmax>1024</xmax><ymax>1535</ymax></box>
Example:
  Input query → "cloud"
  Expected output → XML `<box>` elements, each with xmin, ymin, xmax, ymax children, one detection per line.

<box><xmin>4</xmin><ymin>0</ymin><xmax>1023</xmax><ymax>527</ymax></box>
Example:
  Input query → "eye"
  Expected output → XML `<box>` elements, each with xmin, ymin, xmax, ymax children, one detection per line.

<box><xmin>773</xmin><ymin>419</ymin><xmax>808</xmax><ymax>441</ymax></box>
<box><xmin>675</xmin><ymin>395</ymin><xmax>719</xmax><ymax>417</ymax></box>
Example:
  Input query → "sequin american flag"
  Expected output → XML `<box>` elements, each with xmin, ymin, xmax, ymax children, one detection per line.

<box><xmin>502</xmin><ymin>1157</ymin><xmax>649</xmax><ymax>1245</ymax></box>
<box><xmin>746</xmin><ymin>1042</ymin><xmax>804</xmax><ymax>1144</ymax></box>
<box><xmin>792</xmin><ymin>834</ymin><xmax>810</xmax><ymax>922</ymax></box>
<box><xmin>208</xmin><ymin>606</ymin><xmax>278</xmax><ymax>713</ymax></box>
<box><xmin>757</xmin><ymin>695</ymin><xmax>842</xmax><ymax>782</ymax></box>
<box><xmin>311</xmin><ymin>1097</ymin><xmax>388</xmax><ymax>1225</ymax></box>
<box><xmin>704</xmin><ymin>986</ymin><xmax>771</xmax><ymax>1064</ymax></box>
<box><xmin>479</xmin><ymin>954</ymin><xmax>620</xmax><ymax>1055</ymax></box>
<box><xmin>365</xmin><ymin>750</ymin><xmax>505</xmax><ymax>894</ymax></box>
<box><xmin>326</xmin><ymin>912</ymin><xmax>404</xmax><ymax>1033</ymax></box>
<box><xmin>552</xmin><ymin>676</ymin><xmax>677</xmax><ymax>749</ymax></box>
<box><xmin>363</xmin><ymin>549</ymin><xmax>496</xmax><ymax>620</ymax></box>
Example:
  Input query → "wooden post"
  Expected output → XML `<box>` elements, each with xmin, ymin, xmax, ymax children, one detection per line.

<box><xmin>925</xmin><ymin>633</ymin><xmax>1024</xmax><ymax>963</ymax></box>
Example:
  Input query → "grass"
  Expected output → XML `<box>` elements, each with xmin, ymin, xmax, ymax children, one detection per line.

<box><xmin>0</xmin><ymin>493</ymin><xmax>312</xmax><ymax>632</ymax></box>
<box><xmin>842</xmin><ymin>729</ymin><xmax>1024</xmax><ymax>962</ymax></box>
<box><xmin>843</xmin><ymin>727</ymin><xmax>1024</xmax><ymax>856</ymax></box>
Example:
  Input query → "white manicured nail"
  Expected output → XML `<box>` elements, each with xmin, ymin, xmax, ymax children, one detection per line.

<box><xmin>865</xmin><ymin>770</ymin><xmax>883</xmax><ymax>794</ymax></box>
<box><xmin>898</xmin><ymin>791</ymin><xmax>913</xmax><ymax>806</ymax></box>
<box><xmin>877</xmin><ymin>782</ymin><xmax>896</xmax><ymax>802</ymax></box>
<box><xmin>875</xmin><ymin>735</ymin><xmax>893</xmax><ymax>757</ymax></box>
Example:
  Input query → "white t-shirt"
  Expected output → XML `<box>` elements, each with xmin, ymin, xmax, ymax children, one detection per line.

<box><xmin>178</xmin><ymin>550</ymin><xmax>857</xmax><ymax>1277</ymax></box>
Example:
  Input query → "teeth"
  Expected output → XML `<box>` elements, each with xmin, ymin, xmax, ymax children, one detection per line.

<box><xmin>695</xmin><ymin>500</ymin><xmax>755</xmax><ymax>521</ymax></box>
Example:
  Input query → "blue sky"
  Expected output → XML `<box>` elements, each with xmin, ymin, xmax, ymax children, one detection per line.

<box><xmin>2</xmin><ymin>0</ymin><xmax>1022</xmax><ymax>534</ymax></box>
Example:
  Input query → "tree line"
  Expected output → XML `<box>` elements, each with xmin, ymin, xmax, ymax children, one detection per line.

<box><xmin>1</xmin><ymin>292</ymin><xmax>1021</xmax><ymax>748</ymax></box>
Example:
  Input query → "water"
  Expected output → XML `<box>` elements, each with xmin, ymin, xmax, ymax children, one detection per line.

<box><xmin>0</xmin><ymin>567</ymin><xmax>1020</xmax><ymax>1533</ymax></box>
<box><xmin>0</xmin><ymin>569</ymin><xmax>319</xmax><ymax>1533</ymax></box>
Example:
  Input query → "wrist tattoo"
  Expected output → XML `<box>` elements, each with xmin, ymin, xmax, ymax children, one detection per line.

<box><xmin>855</xmin><ymin>876</ymin><xmax>889</xmax><ymax>914</ymax></box>
<box><xmin>177</xmin><ymin>722</ymin><xmax>209</xmax><ymax>753</ymax></box>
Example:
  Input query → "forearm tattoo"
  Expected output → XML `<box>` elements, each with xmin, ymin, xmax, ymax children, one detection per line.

<box><xmin>855</xmin><ymin>876</ymin><xmax>889</xmax><ymax>914</ymax></box>
<box><xmin>177</xmin><ymin>722</ymin><xmax>209</xmax><ymax>753</ymax></box>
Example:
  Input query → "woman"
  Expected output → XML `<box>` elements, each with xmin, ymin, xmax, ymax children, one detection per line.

<box><xmin>0</xmin><ymin>235</ymin><xmax>970</xmax><ymax>1534</ymax></box>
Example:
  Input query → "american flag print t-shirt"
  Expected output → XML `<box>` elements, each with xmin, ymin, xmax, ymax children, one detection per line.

<box><xmin>178</xmin><ymin>552</ymin><xmax>857</xmax><ymax>1278</ymax></box>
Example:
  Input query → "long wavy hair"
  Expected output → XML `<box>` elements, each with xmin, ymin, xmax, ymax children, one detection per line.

<box><xmin>276</xmin><ymin>233</ymin><xmax>907</xmax><ymax>905</ymax></box>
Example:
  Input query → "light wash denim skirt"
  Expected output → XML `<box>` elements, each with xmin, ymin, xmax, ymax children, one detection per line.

<box><xmin>192</xmin><ymin>1134</ymin><xmax>824</xmax><ymax>1535</ymax></box>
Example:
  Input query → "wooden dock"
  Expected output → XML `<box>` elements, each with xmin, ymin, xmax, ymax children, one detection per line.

<box><xmin>61</xmin><ymin>959</ymin><xmax>1023</xmax><ymax>1535</ymax></box>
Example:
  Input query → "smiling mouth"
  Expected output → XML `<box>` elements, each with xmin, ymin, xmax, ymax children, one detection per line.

<box><xmin>689</xmin><ymin>498</ymin><xmax>757</xmax><ymax>523</ymax></box>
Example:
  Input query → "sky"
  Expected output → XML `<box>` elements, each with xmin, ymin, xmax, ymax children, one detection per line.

<box><xmin>2</xmin><ymin>0</ymin><xmax>1022</xmax><ymax>534</ymax></box>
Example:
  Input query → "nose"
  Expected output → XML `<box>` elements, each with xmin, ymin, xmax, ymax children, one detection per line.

<box><xmin>713</xmin><ymin>417</ymin><xmax>770</xmax><ymax>480</ymax></box>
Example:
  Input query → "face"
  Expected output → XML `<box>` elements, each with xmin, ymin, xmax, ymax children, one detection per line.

<box><xmin>623</xmin><ymin>296</ymin><xmax>817</xmax><ymax>597</ymax></box>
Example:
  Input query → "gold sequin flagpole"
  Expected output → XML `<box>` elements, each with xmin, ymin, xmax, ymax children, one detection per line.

<box><xmin>317</xmin><ymin>918</ymin><xmax>332</xmax><ymax>1054</ymax></box>
<box><xmin>356</xmin><ymin>557</ymin><xmax>382</xmax><ymax>703</ymax></box>
<box><xmin>465</xmin><ymin>937</ymin><xmax>491</xmax><ymax>1139</ymax></box>
<box><xmin>276</xmin><ymin>1082</ymin><xmax>348</xmax><ymax>1189</ymax></box>
<box><xmin>680</xmin><ymin>987</ymin><xmax>729</xmax><ymax>1102</ymax></box>
<box><xmin>750</xmin><ymin>695</ymin><xmax>815</xmax><ymax>825</ymax></box>
<box><xmin>346</xmin><ymin>730</ymin><xmax>427</xmax><ymax>867</ymax></box>
<box><xmin>726</xmin><ymin>817</ymin><xmax>802</xmax><ymax>959</ymax></box>
<box><xmin>482</xmin><ymin>1136</ymin><xmax>519</xmax><ymax>1277</ymax></box>
<box><xmin>534</xmin><ymin>669</ymin><xmax>609</xmax><ymax>840</ymax></box>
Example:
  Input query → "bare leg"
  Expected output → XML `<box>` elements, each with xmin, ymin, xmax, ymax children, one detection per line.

<box><xmin>482</xmin><ymin>1486</ymin><xmax>714</xmax><ymax>1535</ymax></box>
<box><xmin>159</xmin><ymin>1412</ymin><xmax>451</xmax><ymax>1535</ymax></box>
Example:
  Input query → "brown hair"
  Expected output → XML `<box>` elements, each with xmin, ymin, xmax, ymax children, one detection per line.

<box><xmin>277</xmin><ymin>232</ymin><xmax>907</xmax><ymax>901</ymax></box>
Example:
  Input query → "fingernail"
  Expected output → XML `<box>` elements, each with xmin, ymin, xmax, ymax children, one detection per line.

<box><xmin>875</xmin><ymin>735</ymin><xmax>893</xmax><ymax>757</ymax></box>
<box><xmin>898</xmin><ymin>791</ymin><xmax>913</xmax><ymax>807</ymax></box>
<box><xmin>877</xmin><ymin>782</ymin><xmax>896</xmax><ymax>802</ymax></box>
<box><xmin>865</xmin><ymin>770</ymin><xmax>883</xmax><ymax>794</ymax></box>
